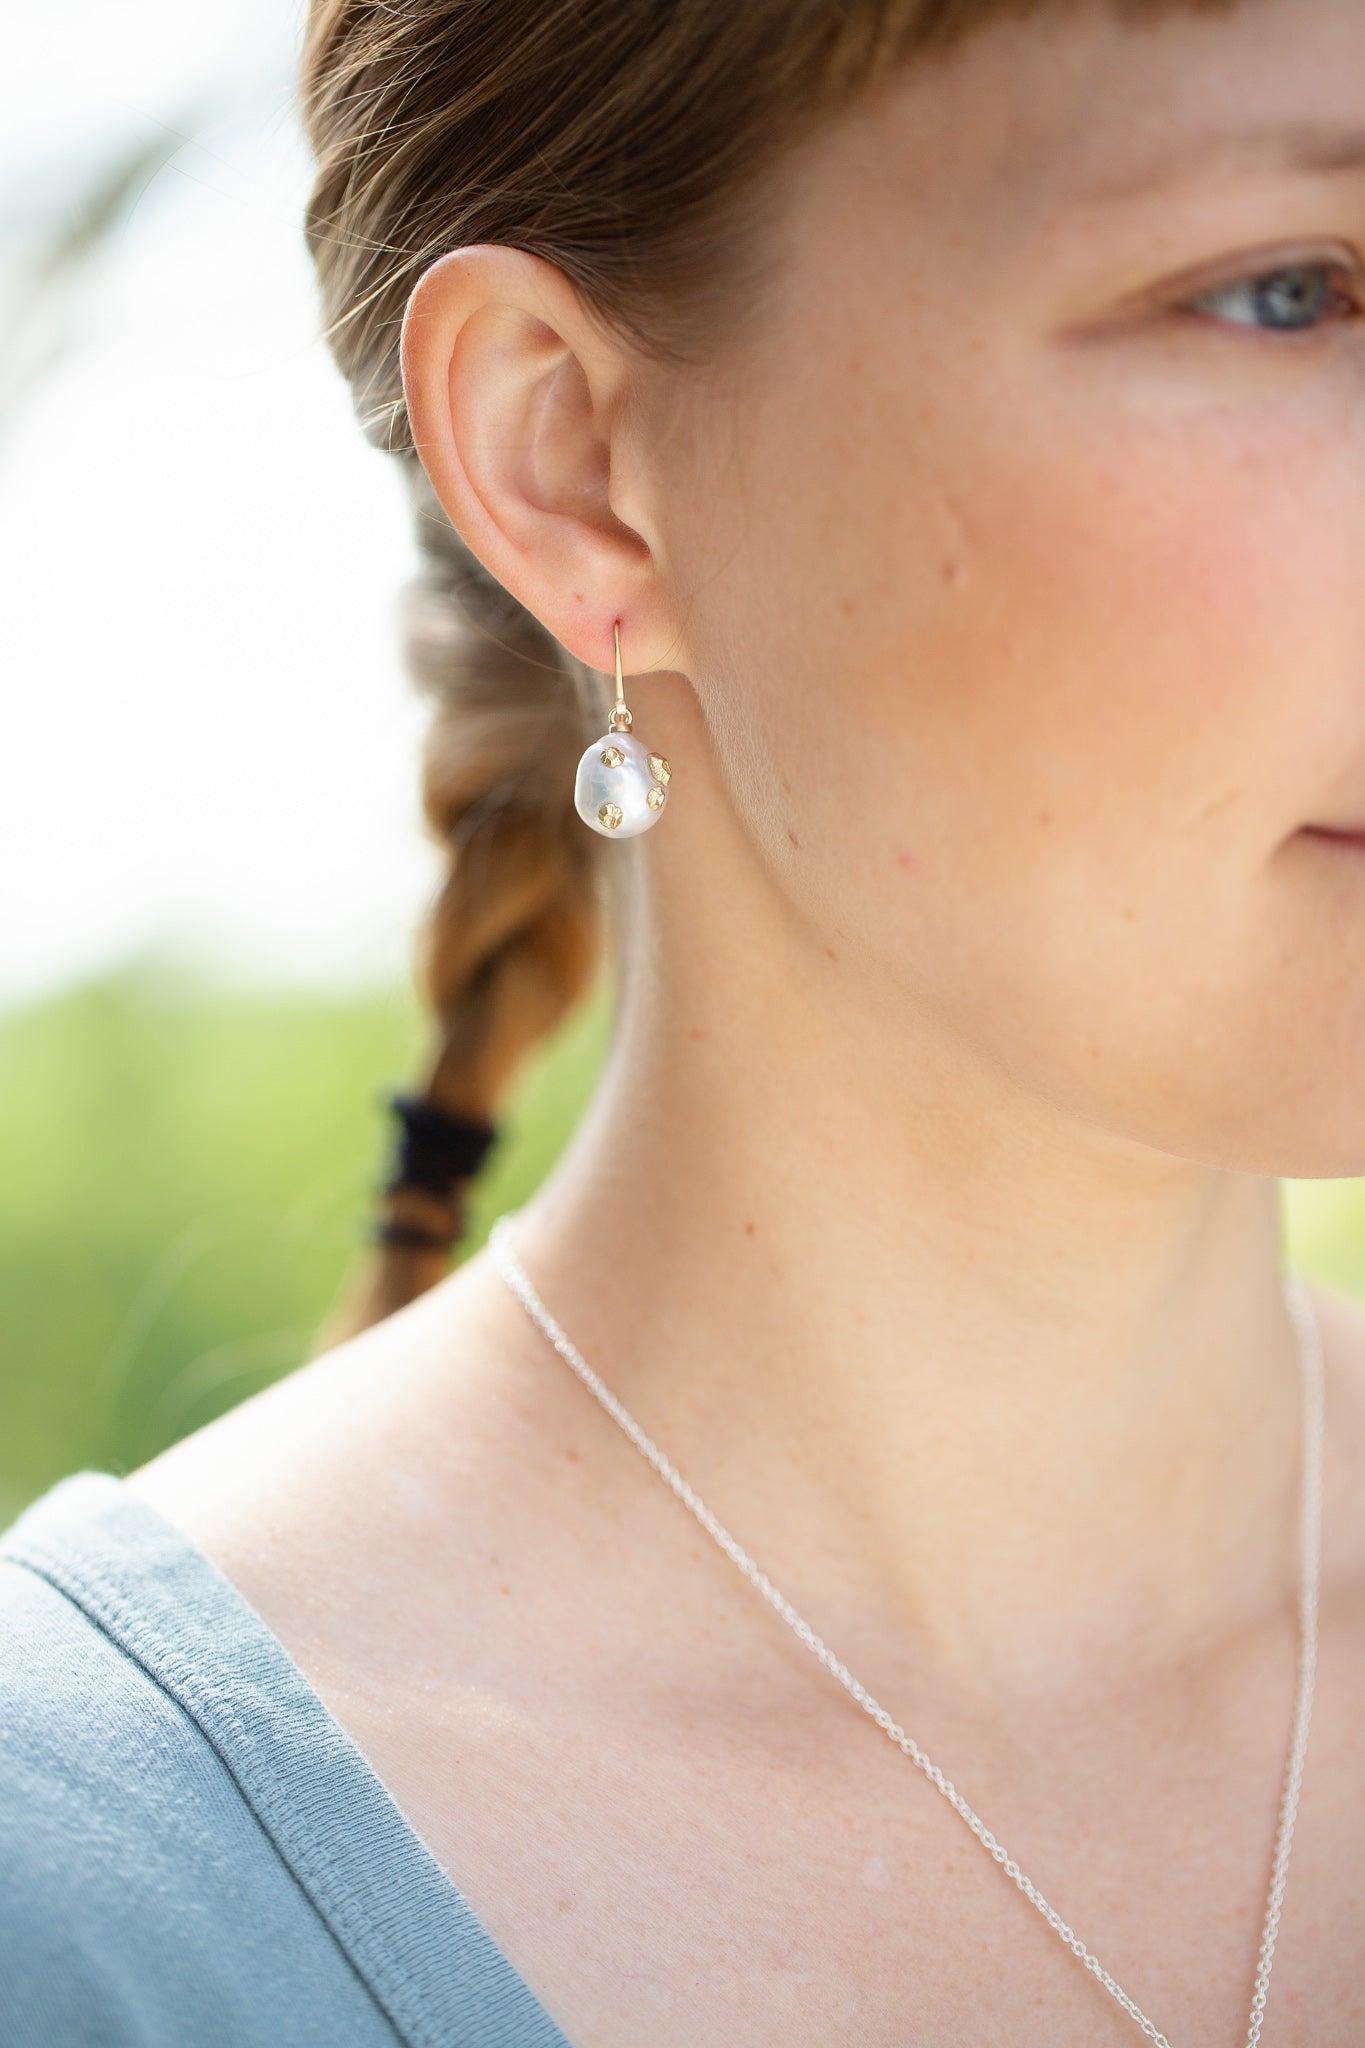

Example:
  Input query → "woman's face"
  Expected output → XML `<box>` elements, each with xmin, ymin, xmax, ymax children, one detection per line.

<box><xmin>634</xmin><ymin>0</ymin><xmax>1365</xmax><ymax>1176</ymax></box>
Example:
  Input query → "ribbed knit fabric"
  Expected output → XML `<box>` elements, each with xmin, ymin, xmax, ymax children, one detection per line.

<box><xmin>0</xmin><ymin>1469</ymin><xmax>573</xmax><ymax>2048</ymax></box>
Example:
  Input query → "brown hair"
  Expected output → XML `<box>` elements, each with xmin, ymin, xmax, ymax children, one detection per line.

<box><xmin>299</xmin><ymin>0</ymin><xmax>1237</xmax><ymax>1348</ymax></box>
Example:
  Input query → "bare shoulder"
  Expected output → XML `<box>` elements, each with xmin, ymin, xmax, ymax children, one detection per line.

<box><xmin>120</xmin><ymin>1245</ymin><xmax>588</xmax><ymax>1660</ymax></box>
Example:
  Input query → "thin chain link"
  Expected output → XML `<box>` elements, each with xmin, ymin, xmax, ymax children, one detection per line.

<box><xmin>488</xmin><ymin>1213</ymin><xmax>1324</xmax><ymax>2048</ymax></box>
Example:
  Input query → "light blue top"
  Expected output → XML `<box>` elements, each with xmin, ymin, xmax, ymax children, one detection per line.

<box><xmin>0</xmin><ymin>1468</ymin><xmax>574</xmax><ymax>2048</ymax></box>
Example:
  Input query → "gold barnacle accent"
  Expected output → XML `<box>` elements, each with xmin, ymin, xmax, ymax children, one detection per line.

<box><xmin>600</xmin><ymin>745</ymin><xmax>625</xmax><ymax>769</ymax></box>
<box><xmin>648</xmin><ymin>753</ymin><xmax>671</xmax><ymax>786</ymax></box>
<box><xmin>646</xmin><ymin>785</ymin><xmax>665</xmax><ymax>811</ymax></box>
<box><xmin>598</xmin><ymin>802</ymin><xmax>624</xmax><ymax>830</ymax></box>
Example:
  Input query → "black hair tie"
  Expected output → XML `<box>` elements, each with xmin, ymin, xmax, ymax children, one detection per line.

<box><xmin>373</xmin><ymin>1217</ymin><xmax>461</xmax><ymax>1251</ymax></box>
<box><xmin>381</xmin><ymin>1089</ymin><xmax>499</xmax><ymax>1200</ymax></box>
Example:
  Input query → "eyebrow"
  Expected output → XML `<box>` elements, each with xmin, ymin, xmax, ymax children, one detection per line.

<box><xmin>1077</xmin><ymin>121</ymin><xmax>1365</xmax><ymax>203</ymax></box>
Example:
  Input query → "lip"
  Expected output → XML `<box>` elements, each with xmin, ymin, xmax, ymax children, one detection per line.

<box><xmin>1300</xmin><ymin>824</ymin><xmax>1365</xmax><ymax>848</ymax></box>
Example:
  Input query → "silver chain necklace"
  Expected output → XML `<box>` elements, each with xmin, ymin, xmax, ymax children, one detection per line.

<box><xmin>488</xmin><ymin>1212</ymin><xmax>1324</xmax><ymax>2047</ymax></box>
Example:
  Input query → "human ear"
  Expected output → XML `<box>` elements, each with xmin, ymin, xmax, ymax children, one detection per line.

<box><xmin>399</xmin><ymin>243</ymin><xmax>679</xmax><ymax>676</ymax></box>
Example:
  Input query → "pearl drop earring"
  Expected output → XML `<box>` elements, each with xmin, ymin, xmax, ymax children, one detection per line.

<box><xmin>573</xmin><ymin>618</ymin><xmax>671</xmax><ymax>837</ymax></box>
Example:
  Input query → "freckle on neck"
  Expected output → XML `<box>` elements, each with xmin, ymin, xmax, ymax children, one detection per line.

<box><xmin>895</xmin><ymin>847</ymin><xmax>919</xmax><ymax>875</ymax></box>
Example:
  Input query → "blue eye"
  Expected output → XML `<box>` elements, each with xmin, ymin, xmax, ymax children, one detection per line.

<box><xmin>1187</xmin><ymin>261</ymin><xmax>1358</xmax><ymax>333</ymax></box>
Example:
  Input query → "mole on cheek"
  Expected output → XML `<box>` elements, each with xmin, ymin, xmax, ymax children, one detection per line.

<box><xmin>894</xmin><ymin>846</ymin><xmax>919</xmax><ymax>875</ymax></box>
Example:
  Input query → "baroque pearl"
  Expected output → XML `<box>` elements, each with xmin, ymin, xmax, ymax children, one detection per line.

<box><xmin>574</xmin><ymin>731</ymin><xmax>670</xmax><ymax>837</ymax></box>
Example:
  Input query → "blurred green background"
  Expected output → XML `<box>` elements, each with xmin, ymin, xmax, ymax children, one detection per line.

<box><xmin>2</xmin><ymin>952</ymin><xmax>1362</xmax><ymax>1527</ymax></box>
<box><xmin>0</xmin><ymin>954</ymin><xmax>612</xmax><ymax>1526</ymax></box>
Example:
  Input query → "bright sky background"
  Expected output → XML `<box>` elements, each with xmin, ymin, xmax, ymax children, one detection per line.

<box><xmin>0</xmin><ymin>0</ymin><xmax>444</xmax><ymax>1010</ymax></box>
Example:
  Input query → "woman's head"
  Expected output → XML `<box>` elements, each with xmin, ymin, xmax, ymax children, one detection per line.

<box><xmin>303</xmin><ymin>0</ymin><xmax>1365</xmax><ymax>1341</ymax></box>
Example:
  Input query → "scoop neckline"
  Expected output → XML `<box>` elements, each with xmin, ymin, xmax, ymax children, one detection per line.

<box><xmin>0</xmin><ymin>1467</ymin><xmax>575</xmax><ymax>2048</ymax></box>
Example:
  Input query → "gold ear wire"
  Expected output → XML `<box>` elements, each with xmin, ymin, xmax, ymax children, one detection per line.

<box><xmin>608</xmin><ymin>619</ymin><xmax>632</xmax><ymax>733</ymax></box>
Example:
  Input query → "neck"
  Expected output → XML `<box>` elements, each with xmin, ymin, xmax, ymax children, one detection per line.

<box><xmin>508</xmin><ymin>801</ymin><xmax>1309</xmax><ymax>1704</ymax></box>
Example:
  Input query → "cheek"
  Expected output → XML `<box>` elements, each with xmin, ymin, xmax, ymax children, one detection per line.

<box><xmin>709</xmin><ymin>373</ymin><xmax>1335</xmax><ymax>904</ymax></box>
<box><xmin>949</xmin><ymin>391</ymin><xmax>1364</xmax><ymax>909</ymax></box>
<box><xmin>686</xmin><ymin>354</ymin><xmax>1365</xmax><ymax>1164</ymax></box>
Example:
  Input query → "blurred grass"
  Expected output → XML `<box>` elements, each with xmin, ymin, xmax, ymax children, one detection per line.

<box><xmin>1</xmin><ymin>950</ymin><xmax>1362</xmax><ymax>1525</ymax></box>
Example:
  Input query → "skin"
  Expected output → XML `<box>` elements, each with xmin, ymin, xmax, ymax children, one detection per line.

<box><xmin>129</xmin><ymin>1</ymin><xmax>1365</xmax><ymax>2040</ymax></box>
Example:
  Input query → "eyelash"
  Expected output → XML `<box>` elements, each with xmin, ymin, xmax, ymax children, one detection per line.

<box><xmin>1179</xmin><ymin>258</ymin><xmax>1364</xmax><ymax>336</ymax></box>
